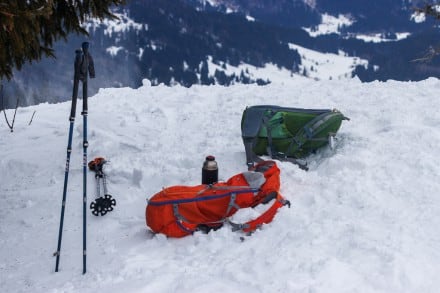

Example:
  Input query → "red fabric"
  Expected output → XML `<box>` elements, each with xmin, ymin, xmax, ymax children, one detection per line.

<box><xmin>146</xmin><ymin>161</ymin><xmax>287</xmax><ymax>238</ymax></box>
<box><xmin>242</xmin><ymin>193</ymin><xmax>287</xmax><ymax>233</ymax></box>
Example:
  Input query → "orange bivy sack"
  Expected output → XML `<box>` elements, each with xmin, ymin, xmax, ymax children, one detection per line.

<box><xmin>146</xmin><ymin>161</ymin><xmax>290</xmax><ymax>238</ymax></box>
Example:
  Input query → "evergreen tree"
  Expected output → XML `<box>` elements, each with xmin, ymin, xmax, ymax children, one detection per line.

<box><xmin>200</xmin><ymin>59</ymin><xmax>213</xmax><ymax>85</ymax></box>
<box><xmin>0</xmin><ymin>0</ymin><xmax>125</xmax><ymax>79</ymax></box>
<box><xmin>416</xmin><ymin>3</ymin><xmax>440</xmax><ymax>20</ymax></box>
<box><xmin>413</xmin><ymin>2</ymin><xmax>440</xmax><ymax>62</ymax></box>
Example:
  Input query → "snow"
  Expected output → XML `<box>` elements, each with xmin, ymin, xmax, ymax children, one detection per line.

<box><xmin>411</xmin><ymin>11</ymin><xmax>427</xmax><ymax>23</ymax></box>
<box><xmin>303</xmin><ymin>14</ymin><xmax>353</xmax><ymax>37</ymax></box>
<box><xmin>304</xmin><ymin>13</ymin><xmax>411</xmax><ymax>43</ymax></box>
<box><xmin>106</xmin><ymin>46</ymin><xmax>124</xmax><ymax>57</ymax></box>
<box><xmin>84</xmin><ymin>12</ymin><xmax>145</xmax><ymax>38</ymax></box>
<box><xmin>2</xmin><ymin>76</ymin><xmax>440</xmax><ymax>292</ymax></box>
<box><xmin>203</xmin><ymin>48</ymin><xmax>364</xmax><ymax>85</ymax></box>
<box><xmin>354</xmin><ymin>32</ymin><xmax>411</xmax><ymax>43</ymax></box>
<box><xmin>288</xmin><ymin>43</ymin><xmax>368</xmax><ymax>80</ymax></box>
<box><xmin>303</xmin><ymin>0</ymin><xmax>316</xmax><ymax>9</ymax></box>
<box><xmin>137</xmin><ymin>48</ymin><xmax>144</xmax><ymax>60</ymax></box>
<box><xmin>246</xmin><ymin>15</ymin><xmax>255</xmax><ymax>22</ymax></box>
<box><xmin>205</xmin><ymin>0</ymin><xmax>220</xmax><ymax>7</ymax></box>
<box><xmin>205</xmin><ymin>56</ymin><xmax>292</xmax><ymax>83</ymax></box>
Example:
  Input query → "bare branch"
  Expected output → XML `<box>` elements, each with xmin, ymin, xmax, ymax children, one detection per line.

<box><xmin>28</xmin><ymin>110</ymin><xmax>36</xmax><ymax>125</ymax></box>
<box><xmin>1</xmin><ymin>84</ymin><xmax>19</xmax><ymax>132</ymax></box>
<box><xmin>411</xmin><ymin>45</ymin><xmax>440</xmax><ymax>62</ymax></box>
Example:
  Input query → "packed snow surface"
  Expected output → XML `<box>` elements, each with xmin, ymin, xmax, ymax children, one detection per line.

<box><xmin>1</xmin><ymin>77</ymin><xmax>440</xmax><ymax>292</ymax></box>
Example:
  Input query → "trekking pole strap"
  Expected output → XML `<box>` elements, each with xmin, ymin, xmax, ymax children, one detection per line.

<box><xmin>172</xmin><ymin>204</ymin><xmax>222</xmax><ymax>234</ymax></box>
<box><xmin>262</xmin><ymin>116</ymin><xmax>274</xmax><ymax>157</ymax></box>
<box><xmin>228</xmin><ymin>192</ymin><xmax>290</xmax><ymax>233</ymax></box>
<box><xmin>243</xmin><ymin>138</ymin><xmax>263</xmax><ymax>169</ymax></box>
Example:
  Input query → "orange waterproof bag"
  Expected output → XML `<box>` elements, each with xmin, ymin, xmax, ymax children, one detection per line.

<box><xmin>146</xmin><ymin>161</ymin><xmax>290</xmax><ymax>238</ymax></box>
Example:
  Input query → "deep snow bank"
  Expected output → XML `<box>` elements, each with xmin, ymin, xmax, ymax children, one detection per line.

<box><xmin>1</xmin><ymin>77</ymin><xmax>440</xmax><ymax>293</ymax></box>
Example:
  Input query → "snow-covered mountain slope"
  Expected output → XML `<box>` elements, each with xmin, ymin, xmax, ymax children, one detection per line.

<box><xmin>1</xmin><ymin>77</ymin><xmax>440</xmax><ymax>292</ymax></box>
<box><xmin>4</xmin><ymin>0</ymin><xmax>440</xmax><ymax>110</ymax></box>
<box><xmin>303</xmin><ymin>13</ymin><xmax>412</xmax><ymax>42</ymax></box>
<box><xmin>288</xmin><ymin>43</ymin><xmax>368</xmax><ymax>80</ymax></box>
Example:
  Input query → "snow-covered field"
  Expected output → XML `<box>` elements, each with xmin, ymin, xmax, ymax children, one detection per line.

<box><xmin>303</xmin><ymin>13</ymin><xmax>411</xmax><ymax>43</ymax></box>
<box><xmin>1</xmin><ymin>77</ymin><xmax>440</xmax><ymax>292</ymax></box>
<box><xmin>288</xmin><ymin>43</ymin><xmax>368</xmax><ymax>80</ymax></box>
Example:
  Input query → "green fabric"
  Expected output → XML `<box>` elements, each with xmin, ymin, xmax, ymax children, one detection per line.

<box><xmin>258</xmin><ymin>112</ymin><xmax>290</xmax><ymax>138</ymax></box>
<box><xmin>251</xmin><ymin>109</ymin><xmax>345</xmax><ymax>158</ymax></box>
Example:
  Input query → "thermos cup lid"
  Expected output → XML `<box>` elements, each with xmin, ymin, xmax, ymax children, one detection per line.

<box><xmin>206</xmin><ymin>155</ymin><xmax>215</xmax><ymax>161</ymax></box>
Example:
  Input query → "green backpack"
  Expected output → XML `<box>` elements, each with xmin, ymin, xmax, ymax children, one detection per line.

<box><xmin>241</xmin><ymin>105</ymin><xmax>349</xmax><ymax>170</ymax></box>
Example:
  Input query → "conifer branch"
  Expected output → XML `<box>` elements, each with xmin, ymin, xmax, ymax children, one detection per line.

<box><xmin>412</xmin><ymin>2</ymin><xmax>440</xmax><ymax>62</ymax></box>
<box><xmin>0</xmin><ymin>0</ymin><xmax>125</xmax><ymax>79</ymax></box>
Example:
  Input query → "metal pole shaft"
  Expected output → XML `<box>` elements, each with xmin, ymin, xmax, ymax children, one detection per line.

<box><xmin>102</xmin><ymin>173</ymin><xmax>109</xmax><ymax>195</ymax></box>
<box><xmin>82</xmin><ymin>111</ymin><xmax>88</xmax><ymax>274</ymax></box>
<box><xmin>81</xmin><ymin>42</ymin><xmax>90</xmax><ymax>275</ymax></box>
<box><xmin>55</xmin><ymin>49</ymin><xmax>82</xmax><ymax>272</ymax></box>
<box><xmin>55</xmin><ymin>118</ymin><xmax>74</xmax><ymax>272</ymax></box>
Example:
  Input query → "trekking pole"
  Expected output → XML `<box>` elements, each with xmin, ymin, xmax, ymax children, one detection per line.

<box><xmin>55</xmin><ymin>49</ymin><xmax>82</xmax><ymax>272</ymax></box>
<box><xmin>81</xmin><ymin>42</ymin><xmax>89</xmax><ymax>275</ymax></box>
<box><xmin>89</xmin><ymin>158</ymin><xmax>116</xmax><ymax>217</ymax></box>
<box><xmin>55</xmin><ymin>42</ymin><xmax>95</xmax><ymax>274</ymax></box>
<box><xmin>80</xmin><ymin>41</ymin><xmax>95</xmax><ymax>274</ymax></box>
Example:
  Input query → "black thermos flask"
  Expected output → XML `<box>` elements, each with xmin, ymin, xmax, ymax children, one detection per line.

<box><xmin>202</xmin><ymin>155</ymin><xmax>218</xmax><ymax>185</ymax></box>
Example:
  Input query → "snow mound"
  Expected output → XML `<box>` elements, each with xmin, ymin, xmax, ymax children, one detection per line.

<box><xmin>1</xmin><ymin>78</ymin><xmax>440</xmax><ymax>292</ymax></box>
